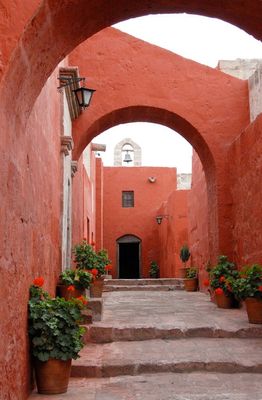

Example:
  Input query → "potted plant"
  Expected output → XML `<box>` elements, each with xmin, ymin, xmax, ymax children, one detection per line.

<box><xmin>209</xmin><ymin>255</ymin><xmax>239</xmax><ymax>308</ymax></box>
<box><xmin>232</xmin><ymin>264</ymin><xmax>262</xmax><ymax>323</ymax></box>
<box><xmin>184</xmin><ymin>267</ymin><xmax>198</xmax><ymax>291</ymax></box>
<box><xmin>58</xmin><ymin>268</ymin><xmax>93</xmax><ymax>299</ymax></box>
<box><xmin>179</xmin><ymin>244</ymin><xmax>190</xmax><ymax>278</ymax></box>
<box><xmin>29</xmin><ymin>277</ymin><xmax>86</xmax><ymax>394</ymax></box>
<box><xmin>149</xmin><ymin>261</ymin><xmax>160</xmax><ymax>278</ymax></box>
<box><xmin>73</xmin><ymin>240</ymin><xmax>111</xmax><ymax>297</ymax></box>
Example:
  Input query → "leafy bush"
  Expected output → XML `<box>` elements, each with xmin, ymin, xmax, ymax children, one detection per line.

<box><xmin>28</xmin><ymin>281</ymin><xmax>85</xmax><ymax>362</ymax></box>
<box><xmin>186</xmin><ymin>267</ymin><xmax>198</xmax><ymax>279</ymax></box>
<box><xmin>73</xmin><ymin>240</ymin><xmax>110</xmax><ymax>276</ymax></box>
<box><xmin>210</xmin><ymin>255</ymin><xmax>239</xmax><ymax>297</ymax></box>
<box><xmin>149</xmin><ymin>261</ymin><xmax>159</xmax><ymax>278</ymax></box>
<box><xmin>232</xmin><ymin>264</ymin><xmax>262</xmax><ymax>300</ymax></box>
<box><xmin>59</xmin><ymin>269</ymin><xmax>93</xmax><ymax>290</ymax></box>
<box><xmin>180</xmin><ymin>245</ymin><xmax>190</xmax><ymax>267</ymax></box>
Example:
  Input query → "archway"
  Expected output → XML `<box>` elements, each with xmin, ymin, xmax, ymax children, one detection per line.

<box><xmin>117</xmin><ymin>235</ymin><xmax>141</xmax><ymax>279</ymax></box>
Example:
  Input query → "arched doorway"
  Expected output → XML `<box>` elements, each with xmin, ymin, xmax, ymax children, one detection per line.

<box><xmin>117</xmin><ymin>235</ymin><xmax>141</xmax><ymax>279</ymax></box>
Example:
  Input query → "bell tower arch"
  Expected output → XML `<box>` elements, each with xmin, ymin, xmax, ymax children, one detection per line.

<box><xmin>114</xmin><ymin>137</ymin><xmax>142</xmax><ymax>166</ymax></box>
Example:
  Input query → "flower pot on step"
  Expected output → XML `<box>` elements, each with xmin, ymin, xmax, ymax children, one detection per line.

<box><xmin>57</xmin><ymin>284</ymin><xmax>85</xmax><ymax>300</ymax></box>
<box><xmin>90</xmin><ymin>277</ymin><xmax>104</xmax><ymax>298</ymax></box>
<box><xmin>178</xmin><ymin>268</ymin><xmax>189</xmax><ymax>278</ymax></box>
<box><xmin>245</xmin><ymin>297</ymin><xmax>262</xmax><ymax>324</ymax></box>
<box><xmin>34</xmin><ymin>358</ymin><xmax>71</xmax><ymax>394</ymax></box>
<box><xmin>215</xmin><ymin>292</ymin><xmax>234</xmax><ymax>309</ymax></box>
<box><xmin>184</xmin><ymin>278</ymin><xmax>198</xmax><ymax>292</ymax></box>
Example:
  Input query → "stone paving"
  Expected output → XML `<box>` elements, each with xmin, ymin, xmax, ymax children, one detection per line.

<box><xmin>29</xmin><ymin>287</ymin><xmax>262</xmax><ymax>399</ymax></box>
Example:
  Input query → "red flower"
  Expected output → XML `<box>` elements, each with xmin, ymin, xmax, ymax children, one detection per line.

<box><xmin>215</xmin><ymin>287</ymin><xmax>224</xmax><ymax>295</ymax></box>
<box><xmin>67</xmin><ymin>285</ymin><xmax>75</xmax><ymax>292</ymax></box>
<box><xmin>91</xmin><ymin>268</ymin><xmax>98</xmax><ymax>276</ymax></box>
<box><xmin>77</xmin><ymin>295</ymin><xmax>88</xmax><ymax>305</ymax></box>
<box><xmin>83</xmin><ymin>237</ymin><xmax>87</xmax><ymax>241</ymax></box>
<box><xmin>219</xmin><ymin>276</ymin><xmax>226</xmax><ymax>283</ymax></box>
<box><xmin>258</xmin><ymin>285</ymin><xmax>262</xmax><ymax>292</ymax></box>
<box><xmin>33</xmin><ymin>277</ymin><xmax>44</xmax><ymax>287</ymax></box>
<box><xmin>203</xmin><ymin>279</ymin><xmax>210</xmax><ymax>287</ymax></box>
<box><xmin>105</xmin><ymin>264</ymin><xmax>112</xmax><ymax>271</ymax></box>
<box><xmin>91</xmin><ymin>241</ymin><xmax>96</xmax><ymax>247</ymax></box>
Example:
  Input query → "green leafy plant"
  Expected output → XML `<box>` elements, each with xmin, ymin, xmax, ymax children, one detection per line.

<box><xmin>28</xmin><ymin>279</ymin><xmax>86</xmax><ymax>362</ymax></box>
<box><xmin>149</xmin><ymin>261</ymin><xmax>159</xmax><ymax>278</ymax></box>
<box><xmin>232</xmin><ymin>264</ymin><xmax>262</xmax><ymax>300</ymax></box>
<box><xmin>179</xmin><ymin>245</ymin><xmax>190</xmax><ymax>267</ymax></box>
<box><xmin>59</xmin><ymin>269</ymin><xmax>93</xmax><ymax>290</ymax></box>
<box><xmin>209</xmin><ymin>255</ymin><xmax>239</xmax><ymax>297</ymax></box>
<box><xmin>73</xmin><ymin>240</ymin><xmax>110</xmax><ymax>277</ymax></box>
<box><xmin>186</xmin><ymin>267</ymin><xmax>198</xmax><ymax>279</ymax></box>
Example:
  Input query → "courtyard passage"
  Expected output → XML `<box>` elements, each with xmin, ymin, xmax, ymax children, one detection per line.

<box><xmin>30</xmin><ymin>286</ymin><xmax>262</xmax><ymax>399</ymax></box>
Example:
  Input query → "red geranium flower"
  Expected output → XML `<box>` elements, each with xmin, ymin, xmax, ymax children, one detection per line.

<box><xmin>203</xmin><ymin>279</ymin><xmax>210</xmax><ymax>287</ymax></box>
<box><xmin>83</xmin><ymin>237</ymin><xmax>87</xmax><ymax>241</ymax></box>
<box><xmin>258</xmin><ymin>285</ymin><xmax>262</xmax><ymax>292</ymax></box>
<box><xmin>77</xmin><ymin>295</ymin><xmax>88</xmax><ymax>305</ymax></box>
<box><xmin>33</xmin><ymin>277</ymin><xmax>44</xmax><ymax>287</ymax></box>
<box><xmin>219</xmin><ymin>276</ymin><xmax>226</xmax><ymax>283</ymax></box>
<box><xmin>91</xmin><ymin>268</ymin><xmax>98</xmax><ymax>276</ymax></box>
<box><xmin>105</xmin><ymin>264</ymin><xmax>112</xmax><ymax>271</ymax></box>
<box><xmin>67</xmin><ymin>285</ymin><xmax>75</xmax><ymax>292</ymax></box>
<box><xmin>215</xmin><ymin>287</ymin><xmax>224</xmax><ymax>295</ymax></box>
<box><xmin>91</xmin><ymin>241</ymin><xmax>96</xmax><ymax>247</ymax></box>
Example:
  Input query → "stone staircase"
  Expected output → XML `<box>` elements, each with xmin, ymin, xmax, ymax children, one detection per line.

<box><xmin>29</xmin><ymin>283</ymin><xmax>262</xmax><ymax>399</ymax></box>
<box><xmin>103</xmin><ymin>278</ymin><xmax>184</xmax><ymax>292</ymax></box>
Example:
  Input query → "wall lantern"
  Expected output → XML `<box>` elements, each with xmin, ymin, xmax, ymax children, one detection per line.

<box><xmin>156</xmin><ymin>215</ymin><xmax>169</xmax><ymax>225</ymax></box>
<box><xmin>57</xmin><ymin>76</ymin><xmax>96</xmax><ymax>109</ymax></box>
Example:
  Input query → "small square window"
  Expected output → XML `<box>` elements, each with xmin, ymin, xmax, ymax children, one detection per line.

<box><xmin>122</xmin><ymin>191</ymin><xmax>134</xmax><ymax>207</ymax></box>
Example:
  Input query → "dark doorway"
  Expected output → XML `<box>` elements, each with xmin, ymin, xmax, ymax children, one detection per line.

<box><xmin>119</xmin><ymin>242</ymin><xmax>140</xmax><ymax>279</ymax></box>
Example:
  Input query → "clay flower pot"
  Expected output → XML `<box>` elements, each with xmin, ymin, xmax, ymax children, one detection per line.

<box><xmin>178</xmin><ymin>268</ymin><xmax>189</xmax><ymax>278</ymax></box>
<box><xmin>57</xmin><ymin>284</ymin><xmax>85</xmax><ymax>300</ymax></box>
<box><xmin>184</xmin><ymin>278</ymin><xmax>198</xmax><ymax>292</ymax></box>
<box><xmin>245</xmin><ymin>297</ymin><xmax>262</xmax><ymax>324</ymax></box>
<box><xmin>215</xmin><ymin>291</ymin><xmax>234</xmax><ymax>309</ymax></box>
<box><xmin>90</xmin><ymin>277</ymin><xmax>104</xmax><ymax>298</ymax></box>
<box><xmin>34</xmin><ymin>358</ymin><xmax>71</xmax><ymax>394</ymax></box>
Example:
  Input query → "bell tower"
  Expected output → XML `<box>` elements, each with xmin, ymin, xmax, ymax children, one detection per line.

<box><xmin>114</xmin><ymin>138</ymin><xmax>142</xmax><ymax>166</ymax></box>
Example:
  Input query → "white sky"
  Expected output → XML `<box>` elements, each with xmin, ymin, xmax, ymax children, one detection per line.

<box><xmin>93</xmin><ymin>14</ymin><xmax>262</xmax><ymax>173</ymax></box>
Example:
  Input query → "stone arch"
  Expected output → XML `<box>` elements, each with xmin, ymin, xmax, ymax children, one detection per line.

<box><xmin>0</xmin><ymin>0</ymin><xmax>261</xmax><ymax>128</ymax></box>
<box><xmin>114</xmin><ymin>138</ymin><xmax>142</xmax><ymax>166</ymax></box>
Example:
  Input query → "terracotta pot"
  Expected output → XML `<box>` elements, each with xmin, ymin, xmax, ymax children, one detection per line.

<box><xmin>184</xmin><ymin>278</ymin><xmax>198</xmax><ymax>292</ymax></box>
<box><xmin>178</xmin><ymin>268</ymin><xmax>189</xmax><ymax>278</ymax></box>
<box><xmin>215</xmin><ymin>292</ymin><xmax>234</xmax><ymax>309</ymax></box>
<box><xmin>90</xmin><ymin>277</ymin><xmax>104</xmax><ymax>298</ymax></box>
<box><xmin>245</xmin><ymin>297</ymin><xmax>262</xmax><ymax>324</ymax></box>
<box><xmin>34</xmin><ymin>358</ymin><xmax>71</xmax><ymax>394</ymax></box>
<box><xmin>57</xmin><ymin>285</ymin><xmax>85</xmax><ymax>300</ymax></box>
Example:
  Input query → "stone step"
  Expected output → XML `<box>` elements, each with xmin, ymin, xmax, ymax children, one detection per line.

<box><xmin>83</xmin><ymin>323</ymin><xmax>262</xmax><ymax>343</ymax></box>
<box><xmin>103</xmin><ymin>284</ymin><xmax>184</xmax><ymax>292</ymax></box>
<box><xmin>71</xmin><ymin>337</ymin><xmax>262</xmax><ymax>378</ymax></box>
<box><xmin>104</xmin><ymin>278</ymin><xmax>184</xmax><ymax>286</ymax></box>
<box><xmin>29</xmin><ymin>372</ymin><xmax>262</xmax><ymax>399</ymax></box>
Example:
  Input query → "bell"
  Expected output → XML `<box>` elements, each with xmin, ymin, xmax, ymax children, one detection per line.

<box><xmin>123</xmin><ymin>151</ymin><xmax>132</xmax><ymax>163</ymax></box>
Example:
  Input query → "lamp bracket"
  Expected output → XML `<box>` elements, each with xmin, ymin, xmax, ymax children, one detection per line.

<box><xmin>57</xmin><ymin>76</ymin><xmax>85</xmax><ymax>90</ymax></box>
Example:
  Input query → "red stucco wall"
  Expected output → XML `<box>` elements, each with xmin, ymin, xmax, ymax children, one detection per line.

<box><xmin>0</xmin><ymin>69</ymin><xmax>62</xmax><ymax>399</ymax></box>
<box><xmin>188</xmin><ymin>151</ymin><xmax>210</xmax><ymax>288</ymax></box>
<box><xmin>102</xmin><ymin>167</ymin><xmax>177</xmax><ymax>277</ymax></box>
<box><xmin>158</xmin><ymin>190</ymin><xmax>189</xmax><ymax>277</ymax></box>
<box><xmin>229</xmin><ymin>114</ymin><xmax>262</xmax><ymax>267</ymax></box>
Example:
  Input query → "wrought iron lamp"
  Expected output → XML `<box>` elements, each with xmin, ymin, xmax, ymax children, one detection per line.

<box><xmin>156</xmin><ymin>215</ymin><xmax>170</xmax><ymax>225</ymax></box>
<box><xmin>57</xmin><ymin>76</ymin><xmax>95</xmax><ymax>109</ymax></box>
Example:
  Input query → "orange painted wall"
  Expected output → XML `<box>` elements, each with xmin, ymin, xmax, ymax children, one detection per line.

<box><xmin>102</xmin><ymin>167</ymin><xmax>177</xmax><ymax>277</ymax></box>
<box><xmin>188</xmin><ymin>151</ymin><xmax>210</xmax><ymax>288</ymax></box>
<box><xmin>158</xmin><ymin>190</ymin><xmax>190</xmax><ymax>277</ymax></box>
<box><xmin>229</xmin><ymin>113</ymin><xmax>262</xmax><ymax>267</ymax></box>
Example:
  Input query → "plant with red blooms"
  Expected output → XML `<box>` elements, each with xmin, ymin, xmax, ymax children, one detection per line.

<box><xmin>76</xmin><ymin>295</ymin><xmax>88</xmax><ymax>306</ymax></box>
<box><xmin>33</xmin><ymin>277</ymin><xmax>44</xmax><ymax>287</ymax></box>
<box><xmin>73</xmin><ymin>240</ymin><xmax>111</xmax><ymax>277</ymax></box>
<box><xmin>59</xmin><ymin>269</ymin><xmax>92</xmax><ymax>290</ymax></box>
<box><xmin>67</xmin><ymin>285</ymin><xmax>75</xmax><ymax>292</ymax></box>
<box><xmin>209</xmin><ymin>255</ymin><xmax>239</xmax><ymax>298</ymax></box>
<box><xmin>232</xmin><ymin>264</ymin><xmax>262</xmax><ymax>300</ymax></box>
<box><xmin>203</xmin><ymin>278</ymin><xmax>210</xmax><ymax>287</ymax></box>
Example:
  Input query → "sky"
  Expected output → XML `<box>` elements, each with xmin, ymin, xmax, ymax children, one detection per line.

<box><xmin>93</xmin><ymin>14</ymin><xmax>262</xmax><ymax>173</ymax></box>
